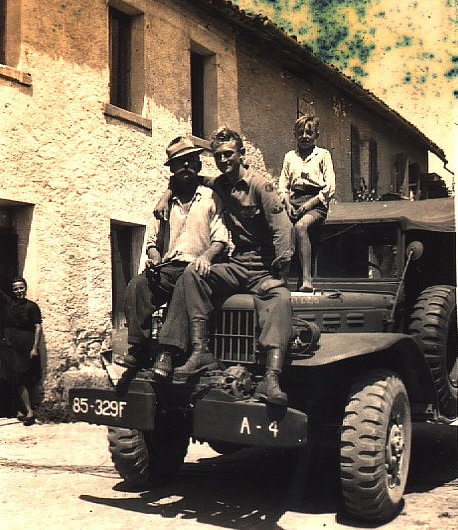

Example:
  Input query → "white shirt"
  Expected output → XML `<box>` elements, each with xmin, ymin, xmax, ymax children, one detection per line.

<box><xmin>146</xmin><ymin>185</ymin><xmax>229</xmax><ymax>263</ymax></box>
<box><xmin>278</xmin><ymin>146</ymin><xmax>336</xmax><ymax>207</ymax></box>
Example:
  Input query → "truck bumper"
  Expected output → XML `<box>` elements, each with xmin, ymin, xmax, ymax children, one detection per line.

<box><xmin>68</xmin><ymin>384</ymin><xmax>156</xmax><ymax>430</ymax></box>
<box><xmin>69</xmin><ymin>385</ymin><xmax>308</xmax><ymax>448</ymax></box>
<box><xmin>193</xmin><ymin>395</ymin><xmax>307</xmax><ymax>448</ymax></box>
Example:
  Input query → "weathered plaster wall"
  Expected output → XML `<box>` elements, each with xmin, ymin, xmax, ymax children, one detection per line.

<box><xmin>1</xmin><ymin>0</ymin><xmax>432</xmax><ymax>410</ymax></box>
<box><xmin>1</xmin><ymin>0</ymin><xmax>228</xmax><ymax>404</ymax></box>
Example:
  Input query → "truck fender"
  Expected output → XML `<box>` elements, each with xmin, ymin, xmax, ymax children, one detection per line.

<box><xmin>291</xmin><ymin>332</ymin><xmax>437</xmax><ymax>404</ymax></box>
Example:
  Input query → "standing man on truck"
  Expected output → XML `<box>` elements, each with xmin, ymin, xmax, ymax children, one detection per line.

<box><xmin>120</xmin><ymin>136</ymin><xmax>229</xmax><ymax>380</ymax></box>
<box><xmin>156</xmin><ymin>127</ymin><xmax>294</xmax><ymax>406</ymax></box>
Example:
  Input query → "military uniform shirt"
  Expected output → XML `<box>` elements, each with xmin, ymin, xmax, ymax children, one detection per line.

<box><xmin>203</xmin><ymin>170</ymin><xmax>293</xmax><ymax>267</ymax></box>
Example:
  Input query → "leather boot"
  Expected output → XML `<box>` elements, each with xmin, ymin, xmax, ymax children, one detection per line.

<box><xmin>116</xmin><ymin>343</ymin><xmax>145</xmax><ymax>370</ymax></box>
<box><xmin>255</xmin><ymin>349</ymin><xmax>287</xmax><ymax>406</ymax></box>
<box><xmin>152</xmin><ymin>350</ymin><xmax>174</xmax><ymax>379</ymax></box>
<box><xmin>174</xmin><ymin>319</ymin><xmax>219</xmax><ymax>376</ymax></box>
<box><xmin>114</xmin><ymin>343</ymin><xmax>145</xmax><ymax>396</ymax></box>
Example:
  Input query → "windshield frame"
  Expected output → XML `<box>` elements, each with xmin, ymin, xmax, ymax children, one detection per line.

<box><xmin>313</xmin><ymin>221</ymin><xmax>403</xmax><ymax>282</ymax></box>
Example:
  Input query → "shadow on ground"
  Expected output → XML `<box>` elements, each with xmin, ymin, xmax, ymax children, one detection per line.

<box><xmin>406</xmin><ymin>423</ymin><xmax>457</xmax><ymax>493</ymax></box>
<box><xmin>80</xmin><ymin>423</ymin><xmax>457</xmax><ymax>530</ymax></box>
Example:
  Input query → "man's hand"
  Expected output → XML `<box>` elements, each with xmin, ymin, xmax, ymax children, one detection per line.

<box><xmin>193</xmin><ymin>255</ymin><xmax>212</xmax><ymax>277</ymax></box>
<box><xmin>145</xmin><ymin>248</ymin><xmax>162</xmax><ymax>269</ymax></box>
<box><xmin>30</xmin><ymin>347</ymin><xmax>38</xmax><ymax>359</ymax></box>
<box><xmin>257</xmin><ymin>277</ymin><xmax>286</xmax><ymax>296</ymax></box>
<box><xmin>271</xmin><ymin>259</ymin><xmax>290</xmax><ymax>281</ymax></box>
<box><xmin>296</xmin><ymin>197</ymin><xmax>319</xmax><ymax>218</ymax></box>
<box><xmin>283</xmin><ymin>197</ymin><xmax>294</xmax><ymax>219</ymax></box>
<box><xmin>191</xmin><ymin>242</ymin><xmax>224</xmax><ymax>278</ymax></box>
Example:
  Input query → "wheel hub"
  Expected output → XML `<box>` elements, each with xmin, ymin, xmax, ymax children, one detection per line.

<box><xmin>385</xmin><ymin>419</ymin><xmax>405</xmax><ymax>488</ymax></box>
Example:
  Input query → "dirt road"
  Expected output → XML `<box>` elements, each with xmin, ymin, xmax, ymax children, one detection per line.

<box><xmin>0</xmin><ymin>419</ymin><xmax>456</xmax><ymax>530</ymax></box>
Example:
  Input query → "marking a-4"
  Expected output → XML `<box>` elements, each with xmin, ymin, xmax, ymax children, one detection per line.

<box><xmin>72</xmin><ymin>397</ymin><xmax>127</xmax><ymax>418</ymax></box>
<box><xmin>239</xmin><ymin>416</ymin><xmax>279</xmax><ymax>438</ymax></box>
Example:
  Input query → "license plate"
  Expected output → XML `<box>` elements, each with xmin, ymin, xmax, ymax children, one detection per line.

<box><xmin>68</xmin><ymin>387</ymin><xmax>155</xmax><ymax>430</ymax></box>
<box><xmin>193</xmin><ymin>398</ymin><xmax>307</xmax><ymax>448</ymax></box>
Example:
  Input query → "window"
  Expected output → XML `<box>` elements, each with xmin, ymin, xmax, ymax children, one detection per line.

<box><xmin>191</xmin><ymin>52</ymin><xmax>204</xmax><ymax>138</ymax></box>
<box><xmin>351</xmin><ymin>129</ymin><xmax>378</xmax><ymax>201</ymax></box>
<box><xmin>110</xmin><ymin>221</ymin><xmax>145</xmax><ymax>329</ymax></box>
<box><xmin>408</xmin><ymin>162</ymin><xmax>421</xmax><ymax>199</ymax></box>
<box><xmin>0</xmin><ymin>0</ymin><xmax>5</xmax><ymax>65</ymax></box>
<box><xmin>109</xmin><ymin>7</ymin><xmax>130</xmax><ymax>110</ymax></box>
<box><xmin>392</xmin><ymin>153</ymin><xmax>408</xmax><ymax>195</ymax></box>
<box><xmin>109</xmin><ymin>3</ymin><xmax>144</xmax><ymax>114</ymax></box>
<box><xmin>316</xmin><ymin>224</ymin><xmax>398</xmax><ymax>280</ymax></box>
<box><xmin>359</xmin><ymin>138</ymin><xmax>378</xmax><ymax>198</ymax></box>
<box><xmin>190</xmin><ymin>43</ymin><xmax>217</xmax><ymax>139</ymax></box>
<box><xmin>0</xmin><ymin>0</ymin><xmax>21</xmax><ymax>69</ymax></box>
<box><xmin>351</xmin><ymin>125</ymin><xmax>361</xmax><ymax>199</ymax></box>
<box><xmin>369</xmin><ymin>139</ymin><xmax>378</xmax><ymax>194</ymax></box>
<box><xmin>297</xmin><ymin>94</ymin><xmax>314</xmax><ymax>119</ymax></box>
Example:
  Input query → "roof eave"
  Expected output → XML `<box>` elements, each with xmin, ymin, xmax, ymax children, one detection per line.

<box><xmin>191</xmin><ymin>0</ymin><xmax>447</xmax><ymax>163</ymax></box>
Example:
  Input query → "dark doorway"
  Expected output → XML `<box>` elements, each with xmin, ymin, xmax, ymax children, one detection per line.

<box><xmin>0</xmin><ymin>230</ymin><xmax>18</xmax><ymax>418</ymax></box>
<box><xmin>0</xmin><ymin>231</ymin><xmax>18</xmax><ymax>293</ymax></box>
<box><xmin>110</xmin><ymin>221</ymin><xmax>145</xmax><ymax>330</ymax></box>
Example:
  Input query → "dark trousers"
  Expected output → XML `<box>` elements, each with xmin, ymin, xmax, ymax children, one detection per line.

<box><xmin>124</xmin><ymin>263</ymin><xmax>188</xmax><ymax>345</ymax></box>
<box><xmin>159</xmin><ymin>261</ymin><xmax>292</xmax><ymax>353</ymax></box>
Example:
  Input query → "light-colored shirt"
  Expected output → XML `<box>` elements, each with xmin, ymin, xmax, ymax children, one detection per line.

<box><xmin>146</xmin><ymin>185</ymin><xmax>229</xmax><ymax>263</ymax></box>
<box><xmin>278</xmin><ymin>146</ymin><xmax>336</xmax><ymax>207</ymax></box>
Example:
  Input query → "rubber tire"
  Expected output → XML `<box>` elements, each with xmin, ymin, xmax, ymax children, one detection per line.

<box><xmin>408</xmin><ymin>285</ymin><xmax>457</xmax><ymax>418</ymax></box>
<box><xmin>108</xmin><ymin>425</ymin><xmax>189</xmax><ymax>487</ymax></box>
<box><xmin>340</xmin><ymin>370</ymin><xmax>412</xmax><ymax>522</ymax></box>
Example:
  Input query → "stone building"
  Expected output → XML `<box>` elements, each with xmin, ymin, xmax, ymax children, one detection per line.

<box><xmin>0</xmin><ymin>0</ymin><xmax>448</xmax><ymax>408</ymax></box>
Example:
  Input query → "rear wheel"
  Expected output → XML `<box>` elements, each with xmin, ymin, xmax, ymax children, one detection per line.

<box><xmin>108</xmin><ymin>414</ymin><xmax>190</xmax><ymax>487</ymax></box>
<box><xmin>408</xmin><ymin>285</ymin><xmax>457</xmax><ymax>418</ymax></box>
<box><xmin>340</xmin><ymin>370</ymin><xmax>412</xmax><ymax>522</ymax></box>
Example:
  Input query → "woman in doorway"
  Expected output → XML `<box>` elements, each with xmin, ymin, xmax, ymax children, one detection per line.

<box><xmin>0</xmin><ymin>277</ymin><xmax>42</xmax><ymax>425</ymax></box>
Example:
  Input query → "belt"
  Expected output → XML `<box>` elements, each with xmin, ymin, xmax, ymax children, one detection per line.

<box><xmin>234</xmin><ymin>245</ymin><xmax>272</xmax><ymax>253</ymax></box>
<box><xmin>291</xmin><ymin>185</ymin><xmax>321</xmax><ymax>195</ymax></box>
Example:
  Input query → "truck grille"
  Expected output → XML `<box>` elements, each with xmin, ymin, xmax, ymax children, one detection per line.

<box><xmin>212</xmin><ymin>309</ymin><xmax>257</xmax><ymax>363</ymax></box>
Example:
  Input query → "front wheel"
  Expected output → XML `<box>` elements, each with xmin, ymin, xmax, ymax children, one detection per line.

<box><xmin>108</xmin><ymin>415</ymin><xmax>190</xmax><ymax>487</ymax></box>
<box><xmin>340</xmin><ymin>370</ymin><xmax>412</xmax><ymax>522</ymax></box>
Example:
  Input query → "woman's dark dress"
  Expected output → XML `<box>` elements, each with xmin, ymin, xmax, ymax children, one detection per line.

<box><xmin>0</xmin><ymin>292</ymin><xmax>42</xmax><ymax>385</ymax></box>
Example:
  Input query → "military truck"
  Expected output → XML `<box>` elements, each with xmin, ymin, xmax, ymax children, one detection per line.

<box><xmin>69</xmin><ymin>197</ymin><xmax>456</xmax><ymax>522</ymax></box>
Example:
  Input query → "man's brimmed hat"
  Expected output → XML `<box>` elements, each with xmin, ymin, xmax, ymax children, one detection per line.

<box><xmin>164</xmin><ymin>136</ymin><xmax>204</xmax><ymax>166</ymax></box>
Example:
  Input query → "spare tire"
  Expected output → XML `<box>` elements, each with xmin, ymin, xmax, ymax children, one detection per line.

<box><xmin>408</xmin><ymin>285</ymin><xmax>457</xmax><ymax>418</ymax></box>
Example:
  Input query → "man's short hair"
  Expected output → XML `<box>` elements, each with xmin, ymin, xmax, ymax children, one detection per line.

<box><xmin>294</xmin><ymin>115</ymin><xmax>320</xmax><ymax>136</ymax></box>
<box><xmin>210</xmin><ymin>127</ymin><xmax>244</xmax><ymax>152</ymax></box>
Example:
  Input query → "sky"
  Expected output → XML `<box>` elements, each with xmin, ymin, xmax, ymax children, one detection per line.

<box><xmin>234</xmin><ymin>0</ymin><xmax>457</xmax><ymax>190</ymax></box>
